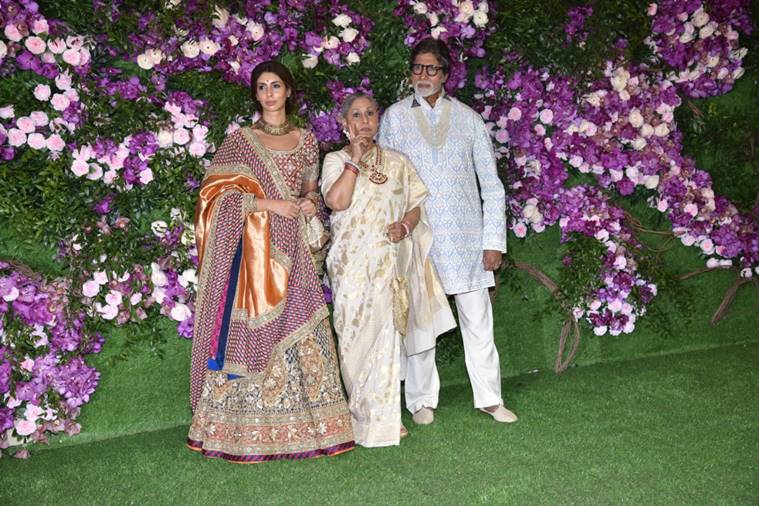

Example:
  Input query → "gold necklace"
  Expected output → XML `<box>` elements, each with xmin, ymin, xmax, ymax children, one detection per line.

<box><xmin>254</xmin><ymin>118</ymin><xmax>294</xmax><ymax>136</ymax></box>
<box><xmin>358</xmin><ymin>146</ymin><xmax>388</xmax><ymax>185</ymax></box>
<box><xmin>413</xmin><ymin>99</ymin><xmax>452</xmax><ymax>149</ymax></box>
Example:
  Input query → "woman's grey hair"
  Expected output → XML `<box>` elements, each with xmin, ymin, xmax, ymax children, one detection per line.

<box><xmin>340</xmin><ymin>93</ymin><xmax>379</xmax><ymax>118</ymax></box>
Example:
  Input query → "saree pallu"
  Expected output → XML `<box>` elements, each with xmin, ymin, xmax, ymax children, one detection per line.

<box><xmin>187</xmin><ymin>128</ymin><xmax>354</xmax><ymax>462</ymax></box>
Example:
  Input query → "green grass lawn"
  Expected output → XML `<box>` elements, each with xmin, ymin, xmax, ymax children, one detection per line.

<box><xmin>2</xmin><ymin>342</ymin><xmax>757</xmax><ymax>505</ymax></box>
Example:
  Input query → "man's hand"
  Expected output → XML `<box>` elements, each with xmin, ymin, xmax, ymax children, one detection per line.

<box><xmin>483</xmin><ymin>250</ymin><xmax>502</xmax><ymax>271</ymax></box>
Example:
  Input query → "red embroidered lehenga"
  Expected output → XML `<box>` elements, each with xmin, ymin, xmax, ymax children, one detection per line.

<box><xmin>187</xmin><ymin>127</ymin><xmax>355</xmax><ymax>462</ymax></box>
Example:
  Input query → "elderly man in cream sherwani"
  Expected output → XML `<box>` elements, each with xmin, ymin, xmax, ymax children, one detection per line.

<box><xmin>378</xmin><ymin>38</ymin><xmax>517</xmax><ymax>425</ymax></box>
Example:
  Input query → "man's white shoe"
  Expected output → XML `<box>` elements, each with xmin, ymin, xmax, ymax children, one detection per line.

<box><xmin>479</xmin><ymin>405</ymin><xmax>518</xmax><ymax>423</ymax></box>
<box><xmin>412</xmin><ymin>407</ymin><xmax>434</xmax><ymax>425</ymax></box>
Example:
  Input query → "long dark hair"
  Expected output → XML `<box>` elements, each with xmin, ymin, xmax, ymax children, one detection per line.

<box><xmin>250</xmin><ymin>60</ymin><xmax>297</xmax><ymax>115</ymax></box>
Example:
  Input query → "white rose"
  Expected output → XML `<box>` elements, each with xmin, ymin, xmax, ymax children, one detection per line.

<box><xmin>413</xmin><ymin>2</ymin><xmax>428</xmax><ymax>15</ymax></box>
<box><xmin>654</xmin><ymin>123</ymin><xmax>670</xmax><ymax>137</ymax></box>
<box><xmin>137</xmin><ymin>53</ymin><xmax>154</xmax><ymax>70</ymax></box>
<box><xmin>428</xmin><ymin>12</ymin><xmax>439</xmax><ymax>27</ymax></box>
<box><xmin>472</xmin><ymin>10</ymin><xmax>488</xmax><ymax>27</ymax></box>
<box><xmin>170</xmin><ymin>303</ymin><xmax>192</xmax><ymax>322</ymax></box>
<box><xmin>732</xmin><ymin>47</ymin><xmax>748</xmax><ymax>60</ymax></box>
<box><xmin>302</xmin><ymin>54</ymin><xmax>319</xmax><ymax>69</ymax></box>
<box><xmin>150</xmin><ymin>262</ymin><xmax>168</xmax><ymax>287</ymax></box>
<box><xmin>732</xmin><ymin>67</ymin><xmax>745</xmax><ymax>80</ymax></box>
<box><xmin>643</xmin><ymin>175</ymin><xmax>659</xmax><ymax>189</ymax></box>
<box><xmin>640</xmin><ymin>123</ymin><xmax>654</xmax><ymax>138</ymax></box>
<box><xmin>341</xmin><ymin>27</ymin><xmax>359</xmax><ymax>43</ymax></box>
<box><xmin>181</xmin><ymin>268</ymin><xmax>198</xmax><ymax>286</ymax></box>
<box><xmin>431</xmin><ymin>26</ymin><xmax>447</xmax><ymax>39</ymax></box>
<box><xmin>691</xmin><ymin>9</ymin><xmax>709</xmax><ymax>28</ymax></box>
<box><xmin>246</xmin><ymin>21</ymin><xmax>265</xmax><ymax>41</ymax></box>
<box><xmin>679</xmin><ymin>31</ymin><xmax>694</xmax><ymax>44</ymax></box>
<box><xmin>332</xmin><ymin>14</ymin><xmax>352</xmax><ymax>28</ymax></box>
<box><xmin>628</xmin><ymin>108</ymin><xmax>644</xmax><ymax>128</ymax></box>
<box><xmin>199</xmin><ymin>39</ymin><xmax>220</xmax><ymax>56</ymax></box>
<box><xmin>631</xmin><ymin>137</ymin><xmax>647</xmax><ymax>150</ymax></box>
<box><xmin>147</xmin><ymin>48</ymin><xmax>164</xmax><ymax>65</ymax></box>
<box><xmin>459</xmin><ymin>0</ymin><xmax>475</xmax><ymax>17</ymax></box>
<box><xmin>699</xmin><ymin>23</ymin><xmax>715</xmax><ymax>39</ymax></box>
<box><xmin>584</xmin><ymin>92</ymin><xmax>601</xmax><ymax>107</ymax></box>
<box><xmin>212</xmin><ymin>6</ymin><xmax>230</xmax><ymax>29</ymax></box>
<box><xmin>478</xmin><ymin>1</ymin><xmax>489</xmax><ymax>14</ymax></box>
<box><xmin>323</xmin><ymin>36</ymin><xmax>339</xmax><ymax>50</ymax></box>
<box><xmin>151</xmin><ymin>220</ymin><xmax>169</xmax><ymax>236</ymax></box>
<box><xmin>157</xmin><ymin>129</ymin><xmax>174</xmax><ymax>147</ymax></box>
<box><xmin>346</xmin><ymin>52</ymin><xmax>360</xmax><ymax>65</ymax></box>
<box><xmin>522</xmin><ymin>204</ymin><xmax>537</xmax><ymax>221</ymax></box>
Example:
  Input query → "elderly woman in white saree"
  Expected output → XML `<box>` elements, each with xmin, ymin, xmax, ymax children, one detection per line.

<box><xmin>322</xmin><ymin>94</ymin><xmax>455</xmax><ymax>447</ymax></box>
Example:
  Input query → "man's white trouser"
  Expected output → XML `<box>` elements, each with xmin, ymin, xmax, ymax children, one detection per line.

<box><xmin>402</xmin><ymin>288</ymin><xmax>503</xmax><ymax>413</ymax></box>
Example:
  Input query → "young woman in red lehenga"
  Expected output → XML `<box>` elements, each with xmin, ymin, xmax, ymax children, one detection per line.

<box><xmin>187</xmin><ymin>61</ymin><xmax>354</xmax><ymax>462</ymax></box>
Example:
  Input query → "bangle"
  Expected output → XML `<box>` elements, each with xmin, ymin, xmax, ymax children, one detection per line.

<box><xmin>400</xmin><ymin>221</ymin><xmax>410</xmax><ymax>238</ymax></box>
<box><xmin>343</xmin><ymin>161</ymin><xmax>359</xmax><ymax>175</ymax></box>
<box><xmin>304</xmin><ymin>191</ymin><xmax>320</xmax><ymax>206</ymax></box>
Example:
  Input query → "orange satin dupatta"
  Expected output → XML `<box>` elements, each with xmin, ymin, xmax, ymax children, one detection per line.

<box><xmin>195</xmin><ymin>173</ymin><xmax>289</xmax><ymax>320</ymax></box>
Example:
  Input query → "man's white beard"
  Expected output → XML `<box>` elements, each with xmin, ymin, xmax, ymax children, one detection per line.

<box><xmin>414</xmin><ymin>81</ymin><xmax>440</xmax><ymax>98</ymax></box>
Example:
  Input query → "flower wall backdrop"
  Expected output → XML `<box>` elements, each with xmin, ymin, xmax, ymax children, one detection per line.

<box><xmin>0</xmin><ymin>0</ymin><xmax>756</xmax><ymax>456</ymax></box>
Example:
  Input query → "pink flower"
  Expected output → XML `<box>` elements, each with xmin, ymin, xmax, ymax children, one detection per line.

<box><xmin>55</xmin><ymin>72</ymin><xmax>73</xmax><ymax>90</ymax></box>
<box><xmin>25</xmin><ymin>404</ymin><xmax>43</xmax><ymax>421</ymax></box>
<box><xmin>30</xmin><ymin>111</ymin><xmax>49</xmax><ymax>127</ymax></box>
<box><xmin>62</xmin><ymin>48</ymin><xmax>82</xmax><ymax>66</ymax></box>
<box><xmin>82</xmin><ymin>280</ymin><xmax>101</xmax><ymax>297</ymax></box>
<box><xmin>27</xmin><ymin>133</ymin><xmax>46</xmax><ymax>150</ymax></box>
<box><xmin>48</xmin><ymin>38</ymin><xmax>66</xmax><ymax>54</ymax></box>
<box><xmin>46</xmin><ymin>134</ymin><xmax>65</xmax><ymax>152</ymax></box>
<box><xmin>50</xmin><ymin>94</ymin><xmax>71</xmax><ymax>112</ymax></box>
<box><xmin>105</xmin><ymin>290</ymin><xmax>123</xmax><ymax>306</ymax></box>
<box><xmin>139</xmin><ymin>168</ymin><xmax>154</xmax><ymax>185</ymax></box>
<box><xmin>93</xmin><ymin>271</ymin><xmax>108</xmax><ymax>284</ymax></box>
<box><xmin>170</xmin><ymin>303</ymin><xmax>192</xmax><ymax>322</ymax></box>
<box><xmin>25</xmin><ymin>36</ymin><xmax>47</xmax><ymax>55</ymax></box>
<box><xmin>507</xmin><ymin>107</ymin><xmax>522</xmax><ymax>121</ymax></box>
<box><xmin>512</xmin><ymin>222</ymin><xmax>528</xmax><ymax>238</ymax></box>
<box><xmin>32</xmin><ymin>19</ymin><xmax>50</xmax><ymax>35</ymax></box>
<box><xmin>16</xmin><ymin>116</ymin><xmax>36</xmax><ymax>134</ymax></box>
<box><xmin>71</xmin><ymin>158</ymin><xmax>89</xmax><ymax>177</ymax></box>
<box><xmin>21</xmin><ymin>357</ymin><xmax>35</xmax><ymax>371</ymax></box>
<box><xmin>4</xmin><ymin>25</ymin><xmax>22</xmax><ymax>42</ymax></box>
<box><xmin>494</xmin><ymin>129</ymin><xmax>509</xmax><ymax>144</ymax></box>
<box><xmin>0</xmin><ymin>105</ymin><xmax>14</xmax><ymax>119</ymax></box>
<box><xmin>97</xmin><ymin>303</ymin><xmax>119</xmax><ymax>320</ymax></box>
<box><xmin>539</xmin><ymin>109</ymin><xmax>554</xmax><ymax>124</ymax></box>
<box><xmin>15</xmin><ymin>419</ymin><xmax>37</xmax><ymax>436</ymax></box>
<box><xmin>66</xmin><ymin>36</ymin><xmax>85</xmax><ymax>50</ymax></box>
<box><xmin>7</xmin><ymin>128</ymin><xmax>27</xmax><ymax>147</ymax></box>
<box><xmin>86</xmin><ymin>163</ymin><xmax>103</xmax><ymax>181</ymax></box>
<box><xmin>188</xmin><ymin>141</ymin><xmax>207</xmax><ymax>157</ymax></box>
<box><xmin>173</xmin><ymin>128</ymin><xmax>190</xmax><ymax>145</ymax></box>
